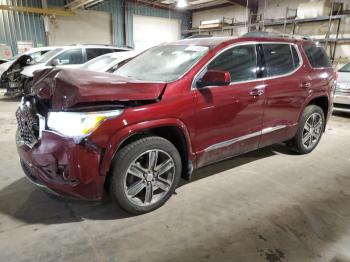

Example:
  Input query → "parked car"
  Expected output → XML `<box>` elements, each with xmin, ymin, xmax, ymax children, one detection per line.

<box><xmin>0</xmin><ymin>46</ymin><xmax>57</xmax><ymax>85</ymax></box>
<box><xmin>3</xmin><ymin>45</ymin><xmax>131</xmax><ymax>96</ymax></box>
<box><xmin>333</xmin><ymin>61</ymin><xmax>350</xmax><ymax>113</ymax></box>
<box><xmin>16</xmin><ymin>34</ymin><xmax>335</xmax><ymax>214</ymax></box>
<box><xmin>79</xmin><ymin>50</ymin><xmax>139</xmax><ymax>72</ymax></box>
<box><xmin>0</xmin><ymin>46</ymin><xmax>59</xmax><ymax>95</ymax></box>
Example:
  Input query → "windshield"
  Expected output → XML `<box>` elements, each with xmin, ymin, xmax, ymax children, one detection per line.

<box><xmin>30</xmin><ymin>51</ymin><xmax>45</xmax><ymax>62</ymax></box>
<box><xmin>115</xmin><ymin>45</ymin><xmax>209</xmax><ymax>82</ymax></box>
<box><xmin>81</xmin><ymin>55</ymin><xmax>116</xmax><ymax>71</ymax></box>
<box><xmin>37</xmin><ymin>48</ymin><xmax>63</xmax><ymax>63</ymax></box>
<box><xmin>339</xmin><ymin>62</ymin><xmax>350</xmax><ymax>72</ymax></box>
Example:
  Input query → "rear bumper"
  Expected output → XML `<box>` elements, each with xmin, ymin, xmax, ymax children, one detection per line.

<box><xmin>333</xmin><ymin>93</ymin><xmax>350</xmax><ymax>113</ymax></box>
<box><xmin>17</xmin><ymin>131</ymin><xmax>105</xmax><ymax>201</ymax></box>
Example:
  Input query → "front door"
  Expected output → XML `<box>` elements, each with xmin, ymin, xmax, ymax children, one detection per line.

<box><xmin>192</xmin><ymin>44</ymin><xmax>265</xmax><ymax>167</ymax></box>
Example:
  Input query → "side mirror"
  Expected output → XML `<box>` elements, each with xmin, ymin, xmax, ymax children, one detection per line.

<box><xmin>197</xmin><ymin>70</ymin><xmax>231</xmax><ymax>88</ymax></box>
<box><xmin>51</xmin><ymin>58</ymin><xmax>60</xmax><ymax>66</ymax></box>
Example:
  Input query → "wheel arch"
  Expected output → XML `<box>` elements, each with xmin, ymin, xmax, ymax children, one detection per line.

<box><xmin>101</xmin><ymin>118</ymin><xmax>195</xmax><ymax>184</ymax></box>
<box><xmin>299</xmin><ymin>95</ymin><xmax>330</xmax><ymax>131</ymax></box>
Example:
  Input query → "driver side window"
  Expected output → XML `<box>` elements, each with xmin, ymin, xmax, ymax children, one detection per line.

<box><xmin>206</xmin><ymin>44</ymin><xmax>257</xmax><ymax>83</ymax></box>
<box><xmin>54</xmin><ymin>49</ymin><xmax>83</xmax><ymax>65</ymax></box>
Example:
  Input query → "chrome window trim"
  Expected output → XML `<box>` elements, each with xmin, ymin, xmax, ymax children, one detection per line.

<box><xmin>191</xmin><ymin>41</ymin><xmax>304</xmax><ymax>90</ymax></box>
<box><xmin>204</xmin><ymin>125</ymin><xmax>287</xmax><ymax>152</ymax></box>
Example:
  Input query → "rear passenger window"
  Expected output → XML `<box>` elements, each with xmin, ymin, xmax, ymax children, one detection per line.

<box><xmin>86</xmin><ymin>48</ymin><xmax>113</xmax><ymax>61</ymax></box>
<box><xmin>207</xmin><ymin>44</ymin><xmax>257</xmax><ymax>83</ymax></box>
<box><xmin>303</xmin><ymin>45</ymin><xmax>331</xmax><ymax>68</ymax></box>
<box><xmin>263</xmin><ymin>44</ymin><xmax>295</xmax><ymax>77</ymax></box>
<box><xmin>55</xmin><ymin>49</ymin><xmax>84</xmax><ymax>65</ymax></box>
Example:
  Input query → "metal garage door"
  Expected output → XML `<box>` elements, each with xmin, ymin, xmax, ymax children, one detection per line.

<box><xmin>48</xmin><ymin>10</ymin><xmax>112</xmax><ymax>46</ymax></box>
<box><xmin>133</xmin><ymin>15</ymin><xmax>181</xmax><ymax>51</ymax></box>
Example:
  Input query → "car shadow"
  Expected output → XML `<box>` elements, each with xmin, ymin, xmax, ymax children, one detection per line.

<box><xmin>0</xmin><ymin>143</ymin><xmax>295</xmax><ymax>226</ymax></box>
<box><xmin>179</xmin><ymin>143</ymin><xmax>295</xmax><ymax>187</ymax></box>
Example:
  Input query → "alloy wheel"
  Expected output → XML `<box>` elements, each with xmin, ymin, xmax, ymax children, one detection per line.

<box><xmin>302</xmin><ymin>112</ymin><xmax>323</xmax><ymax>149</ymax></box>
<box><xmin>124</xmin><ymin>149</ymin><xmax>175</xmax><ymax>206</ymax></box>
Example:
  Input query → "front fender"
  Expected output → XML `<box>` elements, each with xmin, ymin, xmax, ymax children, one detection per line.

<box><xmin>100</xmin><ymin>118</ymin><xmax>194</xmax><ymax>176</ymax></box>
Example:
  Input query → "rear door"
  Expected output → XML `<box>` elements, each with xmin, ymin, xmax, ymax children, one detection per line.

<box><xmin>303</xmin><ymin>44</ymin><xmax>335</xmax><ymax>116</ymax></box>
<box><xmin>85</xmin><ymin>48</ymin><xmax>114</xmax><ymax>62</ymax></box>
<box><xmin>193</xmin><ymin>44</ymin><xmax>266</xmax><ymax>167</ymax></box>
<box><xmin>259</xmin><ymin>43</ymin><xmax>307</xmax><ymax>148</ymax></box>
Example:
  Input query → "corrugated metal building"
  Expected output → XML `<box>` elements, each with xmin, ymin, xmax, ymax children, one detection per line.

<box><xmin>0</xmin><ymin>0</ymin><xmax>47</xmax><ymax>55</ymax></box>
<box><xmin>0</xmin><ymin>0</ymin><xmax>191</xmax><ymax>55</ymax></box>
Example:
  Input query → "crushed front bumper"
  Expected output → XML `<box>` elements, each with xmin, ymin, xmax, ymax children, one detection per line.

<box><xmin>17</xmin><ymin>131</ymin><xmax>105</xmax><ymax>201</ymax></box>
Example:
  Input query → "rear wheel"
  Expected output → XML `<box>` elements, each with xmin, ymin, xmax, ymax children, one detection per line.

<box><xmin>109</xmin><ymin>136</ymin><xmax>182</xmax><ymax>214</ymax></box>
<box><xmin>288</xmin><ymin>105</ymin><xmax>325</xmax><ymax>154</ymax></box>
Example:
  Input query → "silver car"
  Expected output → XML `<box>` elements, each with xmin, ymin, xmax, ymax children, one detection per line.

<box><xmin>334</xmin><ymin>62</ymin><xmax>350</xmax><ymax>113</ymax></box>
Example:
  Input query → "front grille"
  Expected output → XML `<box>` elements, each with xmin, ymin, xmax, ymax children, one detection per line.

<box><xmin>334</xmin><ymin>103</ymin><xmax>350</xmax><ymax>110</ymax></box>
<box><xmin>336</xmin><ymin>84</ymin><xmax>350</xmax><ymax>94</ymax></box>
<box><xmin>16</xmin><ymin>103</ymin><xmax>39</xmax><ymax>147</ymax></box>
<box><xmin>336</xmin><ymin>89</ymin><xmax>350</xmax><ymax>95</ymax></box>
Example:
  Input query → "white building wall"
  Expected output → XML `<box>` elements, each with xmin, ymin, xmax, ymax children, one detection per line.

<box><xmin>192</xmin><ymin>4</ymin><xmax>248</xmax><ymax>36</ymax></box>
<box><xmin>258</xmin><ymin>0</ymin><xmax>306</xmax><ymax>20</ymax></box>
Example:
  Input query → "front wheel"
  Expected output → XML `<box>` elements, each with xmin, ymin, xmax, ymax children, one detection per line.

<box><xmin>109</xmin><ymin>136</ymin><xmax>182</xmax><ymax>214</ymax></box>
<box><xmin>288</xmin><ymin>105</ymin><xmax>325</xmax><ymax>154</ymax></box>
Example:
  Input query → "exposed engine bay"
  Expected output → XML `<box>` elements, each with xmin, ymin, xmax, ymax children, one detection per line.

<box><xmin>0</xmin><ymin>55</ymin><xmax>34</xmax><ymax>97</ymax></box>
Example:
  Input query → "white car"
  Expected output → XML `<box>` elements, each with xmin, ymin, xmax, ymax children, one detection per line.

<box><xmin>79</xmin><ymin>51</ymin><xmax>139</xmax><ymax>73</ymax></box>
<box><xmin>334</xmin><ymin>62</ymin><xmax>350</xmax><ymax>113</ymax></box>
<box><xmin>21</xmin><ymin>45</ymin><xmax>131</xmax><ymax>78</ymax></box>
<box><xmin>3</xmin><ymin>45</ymin><xmax>131</xmax><ymax>96</ymax></box>
<box><xmin>0</xmin><ymin>46</ymin><xmax>57</xmax><ymax>78</ymax></box>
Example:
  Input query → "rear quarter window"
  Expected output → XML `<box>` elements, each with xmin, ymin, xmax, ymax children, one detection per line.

<box><xmin>262</xmin><ymin>44</ymin><xmax>297</xmax><ymax>77</ymax></box>
<box><xmin>303</xmin><ymin>45</ymin><xmax>331</xmax><ymax>68</ymax></box>
<box><xmin>86</xmin><ymin>48</ymin><xmax>113</xmax><ymax>61</ymax></box>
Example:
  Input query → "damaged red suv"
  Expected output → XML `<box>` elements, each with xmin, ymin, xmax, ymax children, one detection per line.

<box><xmin>16</xmin><ymin>33</ymin><xmax>336</xmax><ymax>214</ymax></box>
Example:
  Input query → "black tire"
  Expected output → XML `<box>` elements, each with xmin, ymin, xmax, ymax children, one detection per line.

<box><xmin>288</xmin><ymin>105</ymin><xmax>325</xmax><ymax>154</ymax></box>
<box><xmin>109</xmin><ymin>136</ymin><xmax>182</xmax><ymax>214</ymax></box>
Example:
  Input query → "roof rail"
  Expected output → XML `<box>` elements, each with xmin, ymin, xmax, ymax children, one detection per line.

<box><xmin>186</xmin><ymin>34</ymin><xmax>213</xmax><ymax>39</ymax></box>
<box><xmin>69</xmin><ymin>44</ymin><xmax>116</xmax><ymax>46</ymax></box>
<box><xmin>242</xmin><ymin>31</ymin><xmax>311</xmax><ymax>41</ymax></box>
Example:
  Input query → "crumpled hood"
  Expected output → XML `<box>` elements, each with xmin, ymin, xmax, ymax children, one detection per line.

<box><xmin>0</xmin><ymin>55</ymin><xmax>33</xmax><ymax>80</ymax></box>
<box><xmin>0</xmin><ymin>61</ymin><xmax>12</xmax><ymax>74</ymax></box>
<box><xmin>32</xmin><ymin>68</ymin><xmax>167</xmax><ymax>109</ymax></box>
<box><xmin>21</xmin><ymin>63</ymin><xmax>48</xmax><ymax>77</ymax></box>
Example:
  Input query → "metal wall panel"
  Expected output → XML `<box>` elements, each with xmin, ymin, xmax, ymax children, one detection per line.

<box><xmin>127</xmin><ymin>2</ymin><xmax>191</xmax><ymax>47</ymax></box>
<box><xmin>90</xmin><ymin>0</ymin><xmax>191</xmax><ymax>47</ymax></box>
<box><xmin>0</xmin><ymin>0</ymin><xmax>191</xmax><ymax>53</ymax></box>
<box><xmin>0</xmin><ymin>0</ymin><xmax>46</xmax><ymax>55</ymax></box>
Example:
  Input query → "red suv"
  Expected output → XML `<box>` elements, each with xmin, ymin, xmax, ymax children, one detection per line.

<box><xmin>16</xmin><ymin>33</ymin><xmax>336</xmax><ymax>214</ymax></box>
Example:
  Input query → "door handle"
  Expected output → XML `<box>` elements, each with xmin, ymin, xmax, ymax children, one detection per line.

<box><xmin>249</xmin><ymin>88</ymin><xmax>264</xmax><ymax>96</ymax></box>
<box><xmin>300</xmin><ymin>82</ymin><xmax>311</xmax><ymax>89</ymax></box>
